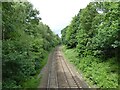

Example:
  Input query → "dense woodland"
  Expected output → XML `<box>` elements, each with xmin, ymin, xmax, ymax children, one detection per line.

<box><xmin>2</xmin><ymin>2</ymin><xmax>60</xmax><ymax>88</ymax></box>
<box><xmin>1</xmin><ymin>1</ymin><xmax>120</xmax><ymax>89</ymax></box>
<box><xmin>61</xmin><ymin>2</ymin><xmax>119</xmax><ymax>88</ymax></box>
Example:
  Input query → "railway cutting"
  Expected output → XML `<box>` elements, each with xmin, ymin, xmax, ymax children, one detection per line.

<box><xmin>39</xmin><ymin>46</ymin><xmax>89</xmax><ymax>89</ymax></box>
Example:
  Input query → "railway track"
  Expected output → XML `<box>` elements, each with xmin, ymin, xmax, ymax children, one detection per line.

<box><xmin>39</xmin><ymin>46</ymin><xmax>89</xmax><ymax>89</ymax></box>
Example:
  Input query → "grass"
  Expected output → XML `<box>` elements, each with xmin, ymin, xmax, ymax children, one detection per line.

<box><xmin>22</xmin><ymin>47</ymin><xmax>56</xmax><ymax>88</ymax></box>
<box><xmin>62</xmin><ymin>45</ymin><xmax>118</xmax><ymax>88</ymax></box>
<box><xmin>22</xmin><ymin>49</ymin><xmax>52</xmax><ymax>88</ymax></box>
<box><xmin>0</xmin><ymin>40</ymin><xmax>1</xmax><ymax>90</ymax></box>
<box><xmin>36</xmin><ymin>52</ymin><xmax>49</xmax><ymax>75</ymax></box>
<box><xmin>22</xmin><ymin>76</ymin><xmax>41</xmax><ymax>88</ymax></box>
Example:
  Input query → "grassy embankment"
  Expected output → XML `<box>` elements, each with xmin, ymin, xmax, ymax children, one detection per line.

<box><xmin>22</xmin><ymin>48</ymin><xmax>55</xmax><ymax>88</ymax></box>
<box><xmin>0</xmin><ymin>40</ymin><xmax>1</xmax><ymax>89</ymax></box>
<box><xmin>62</xmin><ymin>45</ymin><xmax>118</xmax><ymax>88</ymax></box>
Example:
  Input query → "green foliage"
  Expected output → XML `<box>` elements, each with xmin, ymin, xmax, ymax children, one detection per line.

<box><xmin>61</xmin><ymin>14</ymin><xmax>80</xmax><ymax>48</ymax></box>
<box><xmin>2</xmin><ymin>2</ymin><xmax>60</xmax><ymax>88</ymax></box>
<box><xmin>61</xmin><ymin>2</ymin><xmax>120</xmax><ymax>58</ymax></box>
<box><xmin>22</xmin><ymin>76</ymin><xmax>41</xmax><ymax>88</ymax></box>
<box><xmin>61</xmin><ymin>2</ymin><xmax>119</xmax><ymax>88</ymax></box>
<box><xmin>62</xmin><ymin>46</ymin><xmax>118</xmax><ymax>88</ymax></box>
<box><xmin>78</xmin><ymin>57</ymin><xmax>118</xmax><ymax>88</ymax></box>
<box><xmin>61</xmin><ymin>26</ymin><xmax>68</xmax><ymax>45</ymax></box>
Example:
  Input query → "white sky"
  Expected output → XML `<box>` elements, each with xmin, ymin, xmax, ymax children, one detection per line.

<box><xmin>28</xmin><ymin>0</ymin><xmax>91</xmax><ymax>37</ymax></box>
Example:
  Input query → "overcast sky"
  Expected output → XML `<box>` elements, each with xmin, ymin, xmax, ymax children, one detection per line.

<box><xmin>28</xmin><ymin>0</ymin><xmax>91</xmax><ymax>37</ymax></box>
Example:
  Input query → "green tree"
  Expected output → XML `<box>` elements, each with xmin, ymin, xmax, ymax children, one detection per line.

<box><xmin>2</xmin><ymin>2</ymin><xmax>60</xmax><ymax>88</ymax></box>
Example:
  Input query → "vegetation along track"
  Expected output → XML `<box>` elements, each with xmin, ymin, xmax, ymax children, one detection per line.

<box><xmin>39</xmin><ymin>46</ymin><xmax>90</xmax><ymax>89</ymax></box>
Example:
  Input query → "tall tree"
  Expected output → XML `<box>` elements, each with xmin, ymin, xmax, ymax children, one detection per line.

<box><xmin>2</xmin><ymin>2</ymin><xmax>60</xmax><ymax>88</ymax></box>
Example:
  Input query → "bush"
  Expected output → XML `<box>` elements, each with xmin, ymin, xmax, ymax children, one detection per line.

<box><xmin>62</xmin><ymin>46</ymin><xmax>118</xmax><ymax>88</ymax></box>
<box><xmin>2</xmin><ymin>2</ymin><xmax>60</xmax><ymax>88</ymax></box>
